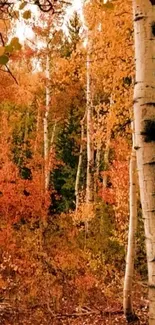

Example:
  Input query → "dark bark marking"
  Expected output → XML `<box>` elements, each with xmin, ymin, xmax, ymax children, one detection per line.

<box><xmin>150</xmin><ymin>257</ymin><xmax>155</xmax><ymax>262</ymax></box>
<box><xmin>150</xmin><ymin>0</ymin><xmax>155</xmax><ymax>5</ymax></box>
<box><xmin>151</xmin><ymin>22</ymin><xmax>155</xmax><ymax>36</ymax></box>
<box><xmin>133</xmin><ymin>97</ymin><xmax>142</xmax><ymax>104</ymax></box>
<box><xmin>149</xmin><ymin>285</ymin><xmax>155</xmax><ymax>289</ymax></box>
<box><xmin>141</xmin><ymin>102</ymin><xmax>155</xmax><ymax>107</ymax></box>
<box><xmin>146</xmin><ymin>161</ymin><xmax>155</xmax><ymax>165</ymax></box>
<box><xmin>125</xmin><ymin>312</ymin><xmax>139</xmax><ymax>323</ymax></box>
<box><xmin>134</xmin><ymin>16</ymin><xmax>145</xmax><ymax>22</ymax></box>
<box><xmin>134</xmin><ymin>146</ymin><xmax>140</xmax><ymax>150</ymax></box>
<box><xmin>141</xmin><ymin>120</ymin><xmax>155</xmax><ymax>142</ymax></box>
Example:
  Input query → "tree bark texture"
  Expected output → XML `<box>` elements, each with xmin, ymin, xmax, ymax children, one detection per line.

<box><xmin>123</xmin><ymin>123</ymin><xmax>138</xmax><ymax>322</ymax></box>
<box><xmin>133</xmin><ymin>1</ymin><xmax>155</xmax><ymax>323</ymax></box>
<box><xmin>75</xmin><ymin>114</ymin><xmax>85</xmax><ymax>211</ymax></box>
<box><xmin>86</xmin><ymin>43</ymin><xmax>94</xmax><ymax>204</ymax></box>
<box><xmin>44</xmin><ymin>54</ymin><xmax>50</xmax><ymax>190</ymax></box>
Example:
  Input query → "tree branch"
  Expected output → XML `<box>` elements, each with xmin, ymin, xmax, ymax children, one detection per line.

<box><xmin>5</xmin><ymin>64</ymin><xmax>18</xmax><ymax>84</ymax></box>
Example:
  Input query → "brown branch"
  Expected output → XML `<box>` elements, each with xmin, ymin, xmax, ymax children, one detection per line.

<box><xmin>0</xmin><ymin>0</ymin><xmax>71</xmax><ymax>14</ymax></box>
<box><xmin>50</xmin><ymin>309</ymin><xmax>124</xmax><ymax>319</ymax></box>
<box><xmin>0</xmin><ymin>32</ymin><xmax>5</xmax><ymax>46</ymax></box>
<box><xmin>5</xmin><ymin>64</ymin><xmax>18</xmax><ymax>84</ymax></box>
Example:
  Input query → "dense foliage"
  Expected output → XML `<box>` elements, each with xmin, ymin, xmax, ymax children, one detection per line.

<box><xmin>0</xmin><ymin>1</ymin><xmax>148</xmax><ymax>324</ymax></box>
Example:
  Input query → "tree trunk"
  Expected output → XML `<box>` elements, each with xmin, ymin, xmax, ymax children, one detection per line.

<box><xmin>86</xmin><ymin>43</ymin><xmax>94</xmax><ymax>205</ymax></box>
<box><xmin>133</xmin><ymin>1</ymin><xmax>155</xmax><ymax>323</ymax></box>
<box><xmin>102</xmin><ymin>97</ymin><xmax>114</xmax><ymax>189</ymax></box>
<box><xmin>44</xmin><ymin>53</ymin><xmax>50</xmax><ymax>191</ymax></box>
<box><xmin>34</xmin><ymin>98</ymin><xmax>41</xmax><ymax>154</ymax></box>
<box><xmin>123</xmin><ymin>124</ymin><xmax>138</xmax><ymax>322</ymax></box>
<box><xmin>46</xmin><ymin>120</ymin><xmax>57</xmax><ymax>190</ymax></box>
<box><xmin>102</xmin><ymin>135</ymin><xmax>111</xmax><ymax>189</ymax></box>
<box><xmin>94</xmin><ymin>140</ymin><xmax>101</xmax><ymax>195</ymax></box>
<box><xmin>75</xmin><ymin>114</ymin><xmax>85</xmax><ymax>211</ymax></box>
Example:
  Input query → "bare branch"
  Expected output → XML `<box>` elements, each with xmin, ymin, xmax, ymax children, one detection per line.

<box><xmin>5</xmin><ymin>64</ymin><xmax>19</xmax><ymax>84</ymax></box>
<box><xmin>0</xmin><ymin>32</ymin><xmax>5</xmax><ymax>46</ymax></box>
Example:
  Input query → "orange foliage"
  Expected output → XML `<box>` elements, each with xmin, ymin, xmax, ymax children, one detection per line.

<box><xmin>0</xmin><ymin>113</ymin><xmax>50</xmax><ymax>224</ymax></box>
<box><xmin>100</xmin><ymin>138</ymin><xmax>130</xmax><ymax>236</ymax></box>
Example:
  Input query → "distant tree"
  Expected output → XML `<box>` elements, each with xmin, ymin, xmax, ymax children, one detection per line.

<box><xmin>52</xmin><ymin>107</ymin><xmax>81</xmax><ymax>213</ymax></box>
<box><xmin>61</xmin><ymin>11</ymin><xmax>82</xmax><ymax>57</ymax></box>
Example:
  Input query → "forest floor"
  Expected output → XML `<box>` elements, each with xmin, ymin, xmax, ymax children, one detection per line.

<box><xmin>0</xmin><ymin>296</ymin><xmax>149</xmax><ymax>325</ymax></box>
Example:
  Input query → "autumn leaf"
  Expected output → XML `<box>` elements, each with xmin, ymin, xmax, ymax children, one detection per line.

<box><xmin>5</xmin><ymin>44</ymin><xmax>14</xmax><ymax>54</ymax></box>
<box><xmin>103</xmin><ymin>2</ymin><xmax>114</xmax><ymax>10</ymax></box>
<box><xmin>0</xmin><ymin>55</ymin><xmax>9</xmax><ymax>65</ymax></box>
<box><xmin>10</xmin><ymin>37</ymin><xmax>22</xmax><ymax>51</ymax></box>
<box><xmin>19</xmin><ymin>1</ymin><xmax>27</xmax><ymax>10</ymax></box>
<box><xmin>0</xmin><ymin>46</ymin><xmax>5</xmax><ymax>56</ymax></box>
<box><xmin>23</xmin><ymin>10</ymin><xmax>31</xmax><ymax>19</ymax></box>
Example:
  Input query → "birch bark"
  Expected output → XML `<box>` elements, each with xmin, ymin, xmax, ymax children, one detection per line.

<box><xmin>75</xmin><ymin>114</ymin><xmax>85</xmax><ymax>211</ymax></box>
<box><xmin>44</xmin><ymin>53</ymin><xmax>50</xmax><ymax>191</ymax></box>
<box><xmin>86</xmin><ymin>41</ymin><xmax>94</xmax><ymax>205</ymax></box>
<box><xmin>123</xmin><ymin>123</ymin><xmax>138</xmax><ymax>322</ymax></box>
<box><xmin>133</xmin><ymin>1</ymin><xmax>155</xmax><ymax>323</ymax></box>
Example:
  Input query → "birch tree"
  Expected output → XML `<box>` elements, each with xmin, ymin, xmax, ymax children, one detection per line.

<box><xmin>75</xmin><ymin>114</ymin><xmax>85</xmax><ymax>211</ymax></box>
<box><xmin>86</xmin><ymin>38</ymin><xmax>94</xmax><ymax>205</ymax></box>
<box><xmin>44</xmin><ymin>52</ymin><xmax>50</xmax><ymax>190</ymax></box>
<box><xmin>133</xmin><ymin>0</ymin><xmax>155</xmax><ymax>323</ymax></box>
<box><xmin>123</xmin><ymin>122</ymin><xmax>138</xmax><ymax>322</ymax></box>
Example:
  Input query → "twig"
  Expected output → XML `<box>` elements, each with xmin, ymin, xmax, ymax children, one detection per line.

<box><xmin>5</xmin><ymin>64</ymin><xmax>18</xmax><ymax>85</ymax></box>
<box><xmin>50</xmin><ymin>309</ymin><xmax>124</xmax><ymax>319</ymax></box>
<box><xmin>0</xmin><ymin>32</ymin><xmax>5</xmax><ymax>46</ymax></box>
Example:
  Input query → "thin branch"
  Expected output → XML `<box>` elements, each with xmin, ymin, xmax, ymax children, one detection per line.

<box><xmin>5</xmin><ymin>64</ymin><xmax>18</xmax><ymax>84</ymax></box>
<box><xmin>0</xmin><ymin>32</ymin><xmax>5</xmax><ymax>46</ymax></box>
<box><xmin>50</xmin><ymin>309</ymin><xmax>124</xmax><ymax>319</ymax></box>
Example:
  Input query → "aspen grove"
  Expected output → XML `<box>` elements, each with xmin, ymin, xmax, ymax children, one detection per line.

<box><xmin>0</xmin><ymin>0</ymin><xmax>154</xmax><ymax>324</ymax></box>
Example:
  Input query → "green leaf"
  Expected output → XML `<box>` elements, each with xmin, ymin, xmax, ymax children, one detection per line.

<box><xmin>23</xmin><ymin>10</ymin><xmax>31</xmax><ymax>19</ymax></box>
<box><xmin>5</xmin><ymin>44</ymin><xmax>14</xmax><ymax>54</ymax></box>
<box><xmin>0</xmin><ymin>55</ymin><xmax>9</xmax><ymax>65</ymax></box>
<box><xmin>19</xmin><ymin>2</ymin><xmax>27</xmax><ymax>10</ymax></box>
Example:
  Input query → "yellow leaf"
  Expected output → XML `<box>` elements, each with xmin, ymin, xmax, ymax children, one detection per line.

<box><xmin>19</xmin><ymin>2</ymin><xmax>27</xmax><ymax>10</ymax></box>
<box><xmin>0</xmin><ymin>46</ymin><xmax>5</xmax><ymax>56</ymax></box>
<box><xmin>23</xmin><ymin>10</ymin><xmax>31</xmax><ymax>19</ymax></box>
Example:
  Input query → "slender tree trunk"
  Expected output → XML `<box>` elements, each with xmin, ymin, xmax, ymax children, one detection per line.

<box><xmin>46</xmin><ymin>120</ymin><xmax>57</xmax><ymax>190</ymax></box>
<box><xmin>75</xmin><ymin>114</ymin><xmax>85</xmax><ymax>211</ymax></box>
<box><xmin>23</xmin><ymin>110</ymin><xmax>29</xmax><ymax>152</ymax></box>
<box><xmin>133</xmin><ymin>1</ymin><xmax>155</xmax><ymax>323</ymax></box>
<box><xmin>34</xmin><ymin>99</ymin><xmax>41</xmax><ymax>154</ymax></box>
<box><xmin>102</xmin><ymin>135</ymin><xmax>111</xmax><ymax>189</ymax></box>
<box><xmin>44</xmin><ymin>53</ymin><xmax>50</xmax><ymax>191</ymax></box>
<box><xmin>123</xmin><ymin>123</ymin><xmax>138</xmax><ymax>322</ymax></box>
<box><xmin>94</xmin><ymin>140</ymin><xmax>101</xmax><ymax>194</ymax></box>
<box><xmin>102</xmin><ymin>97</ymin><xmax>113</xmax><ymax>189</ymax></box>
<box><xmin>94</xmin><ymin>108</ymin><xmax>101</xmax><ymax>195</ymax></box>
<box><xmin>85</xmin><ymin>37</ymin><xmax>94</xmax><ymax>235</ymax></box>
<box><xmin>86</xmin><ymin>42</ymin><xmax>94</xmax><ymax>205</ymax></box>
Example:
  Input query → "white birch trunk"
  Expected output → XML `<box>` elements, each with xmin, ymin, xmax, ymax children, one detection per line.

<box><xmin>43</xmin><ymin>54</ymin><xmax>50</xmax><ymax>191</ymax></box>
<box><xmin>102</xmin><ymin>97</ymin><xmax>113</xmax><ymax>189</ymax></box>
<box><xmin>75</xmin><ymin>114</ymin><xmax>85</xmax><ymax>211</ymax></box>
<box><xmin>123</xmin><ymin>123</ymin><xmax>138</xmax><ymax>322</ymax></box>
<box><xmin>46</xmin><ymin>120</ymin><xmax>57</xmax><ymax>190</ymax></box>
<box><xmin>102</xmin><ymin>135</ymin><xmax>111</xmax><ymax>189</ymax></box>
<box><xmin>133</xmin><ymin>1</ymin><xmax>155</xmax><ymax>323</ymax></box>
<box><xmin>94</xmin><ymin>140</ymin><xmax>101</xmax><ymax>194</ymax></box>
<box><xmin>86</xmin><ymin>42</ymin><xmax>94</xmax><ymax>205</ymax></box>
<box><xmin>34</xmin><ymin>99</ymin><xmax>41</xmax><ymax>154</ymax></box>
